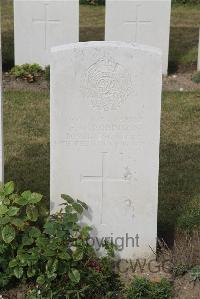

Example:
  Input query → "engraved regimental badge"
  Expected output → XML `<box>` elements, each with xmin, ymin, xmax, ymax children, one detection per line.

<box><xmin>81</xmin><ymin>57</ymin><xmax>133</xmax><ymax>111</ymax></box>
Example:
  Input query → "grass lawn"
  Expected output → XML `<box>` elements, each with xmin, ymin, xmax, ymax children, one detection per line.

<box><xmin>4</xmin><ymin>90</ymin><xmax>50</xmax><ymax>199</ymax></box>
<box><xmin>1</xmin><ymin>1</ymin><xmax>200</xmax><ymax>71</ymax></box>
<box><xmin>4</xmin><ymin>90</ymin><xmax>200</xmax><ymax>240</ymax></box>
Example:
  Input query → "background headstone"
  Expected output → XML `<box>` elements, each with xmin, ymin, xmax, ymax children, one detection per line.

<box><xmin>14</xmin><ymin>0</ymin><xmax>79</xmax><ymax>66</ymax></box>
<box><xmin>105</xmin><ymin>0</ymin><xmax>171</xmax><ymax>75</ymax></box>
<box><xmin>0</xmin><ymin>20</ymin><xmax>4</xmax><ymax>182</ymax></box>
<box><xmin>50</xmin><ymin>41</ymin><xmax>162</xmax><ymax>259</ymax></box>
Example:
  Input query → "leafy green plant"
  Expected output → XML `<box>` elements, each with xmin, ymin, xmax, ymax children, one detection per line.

<box><xmin>9</xmin><ymin>64</ymin><xmax>43</xmax><ymax>82</ymax></box>
<box><xmin>126</xmin><ymin>277</ymin><xmax>173</xmax><ymax>299</ymax></box>
<box><xmin>192</xmin><ymin>72</ymin><xmax>200</xmax><ymax>84</ymax></box>
<box><xmin>149</xmin><ymin>278</ymin><xmax>173</xmax><ymax>299</ymax></box>
<box><xmin>0</xmin><ymin>182</ymin><xmax>122</xmax><ymax>298</ymax></box>
<box><xmin>0</xmin><ymin>181</ymin><xmax>47</xmax><ymax>286</ymax></box>
<box><xmin>24</xmin><ymin>194</ymin><xmax>122</xmax><ymax>298</ymax></box>
<box><xmin>126</xmin><ymin>276</ymin><xmax>151</xmax><ymax>298</ymax></box>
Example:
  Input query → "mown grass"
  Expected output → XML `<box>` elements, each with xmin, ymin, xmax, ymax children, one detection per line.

<box><xmin>4</xmin><ymin>90</ymin><xmax>50</xmax><ymax>199</ymax></box>
<box><xmin>3</xmin><ymin>90</ymin><xmax>200</xmax><ymax>240</ymax></box>
<box><xmin>159</xmin><ymin>91</ymin><xmax>200</xmax><ymax>239</ymax></box>
<box><xmin>1</xmin><ymin>1</ymin><xmax>200</xmax><ymax>71</ymax></box>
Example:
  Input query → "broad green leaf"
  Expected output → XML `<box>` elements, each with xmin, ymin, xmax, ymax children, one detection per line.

<box><xmin>44</xmin><ymin>248</ymin><xmax>56</xmax><ymax>257</ymax></box>
<box><xmin>3</xmin><ymin>198</ymin><xmax>10</xmax><ymax>205</ymax></box>
<box><xmin>49</xmin><ymin>239</ymin><xmax>60</xmax><ymax>250</ymax></box>
<box><xmin>68</xmin><ymin>269</ymin><xmax>80</xmax><ymax>284</ymax></box>
<box><xmin>61</xmin><ymin>194</ymin><xmax>74</xmax><ymax>204</ymax></box>
<box><xmin>58</xmin><ymin>251</ymin><xmax>71</xmax><ymax>260</ymax></box>
<box><xmin>28</xmin><ymin>227</ymin><xmax>41</xmax><ymax>238</ymax></box>
<box><xmin>36</xmin><ymin>236</ymin><xmax>49</xmax><ymax>249</ymax></box>
<box><xmin>77</xmin><ymin>199</ymin><xmax>88</xmax><ymax>210</ymax></box>
<box><xmin>0</xmin><ymin>215</ymin><xmax>11</xmax><ymax>225</ymax></box>
<box><xmin>18</xmin><ymin>253</ymin><xmax>30</xmax><ymax>266</ymax></box>
<box><xmin>73</xmin><ymin>248</ymin><xmax>83</xmax><ymax>261</ymax></box>
<box><xmin>22</xmin><ymin>234</ymin><xmax>34</xmax><ymax>246</ymax></box>
<box><xmin>7</xmin><ymin>206</ymin><xmax>20</xmax><ymax>217</ymax></box>
<box><xmin>4</xmin><ymin>181</ymin><xmax>15</xmax><ymax>196</ymax></box>
<box><xmin>9</xmin><ymin>258</ymin><xmax>18</xmax><ymax>268</ymax></box>
<box><xmin>72</xmin><ymin>203</ymin><xmax>83</xmax><ymax>214</ymax></box>
<box><xmin>36</xmin><ymin>275</ymin><xmax>45</xmax><ymax>285</ymax></box>
<box><xmin>21</xmin><ymin>190</ymin><xmax>31</xmax><ymax>201</ymax></box>
<box><xmin>38</xmin><ymin>203</ymin><xmax>49</xmax><ymax>217</ymax></box>
<box><xmin>26</xmin><ymin>205</ymin><xmax>38</xmax><ymax>222</ymax></box>
<box><xmin>66</xmin><ymin>213</ymin><xmax>78</xmax><ymax>223</ymax></box>
<box><xmin>47</xmin><ymin>272</ymin><xmax>57</xmax><ymax>280</ymax></box>
<box><xmin>2</xmin><ymin>225</ymin><xmax>16</xmax><ymax>243</ymax></box>
<box><xmin>11</xmin><ymin>217</ymin><xmax>24</xmax><ymax>228</ymax></box>
<box><xmin>14</xmin><ymin>195</ymin><xmax>29</xmax><ymax>206</ymax></box>
<box><xmin>46</xmin><ymin>259</ymin><xmax>58</xmax><ymax>274</ymax></box>
<box><xmin>27</xmin><ymin>267</ymin><xmax>36</xmax><ymax>278</ymax></box>
<box><xmin>80</xmin><ymin>226</ymin><xmax>93</xmax><ymax>238</ymax></box>
<box><xmin>29</xmin><ymin>192</ymin><xmax>43</xmax><ymax>204</ymax></box>
<box><xmin>14</xmin><ymin>266</ymin><xmax>23</xmax><ymax>279</ymax></box>
<box><xmin>0</xmin><ymin>204</ymin><xmax>8</xmax><ymax>216</ymax></box>
<box><xmin>43</xmin><ymin>221</ymin><xmax>57</xmax><ymax>235</ymax></box>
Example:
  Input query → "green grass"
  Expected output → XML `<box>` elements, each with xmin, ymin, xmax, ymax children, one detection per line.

<box><xmin>1</xmin><ymin>1</ymin><xmax>200</xmax><ymax>71</ymax></box>
<box><xmin>159</xmin><ymin>91</ymin><xmax>200</xmax><ymax>239</ymax></box>
<box><xmin>80</xmin><ymin>4</ymin><xmax>105</xmax><ymax>41</ymax></box>
<box><xmin>171</xmin><ymin>4</ymin><xmax>200</xmax><ymax>27</ymax></box>
<box><xmin>4</xmin><ymin>90</ymin><xmax>50</xmax><ymax>199</ymax></box>
<box><xmin>4</xmin><ymin>90</ymin><xmax>200</xmax><ymax>240</ymax></box>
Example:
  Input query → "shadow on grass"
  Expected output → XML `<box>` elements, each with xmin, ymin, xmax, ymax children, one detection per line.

<box><xmin>2</xmin><ymin>31</ymin><xmax>14</xmax><ymax>71</ymax></box>
<box><xmin>158</xmin><ymin>143</ymin><xmax>200</xmax><ymax>245</ymax></box>
<box><xmin>169</xmin><ymin>27</ymin><xmax>198</xmax><ymax>73</ymax></box>
<box><xmin>4</xmin><ymin>142</ymin><xmax>50</xmax><ymax>202</ymax></box>
<box><xmin>80</xmin><ymin>27</ymin><xmax>104</xmax><ymax>42</ymax></box>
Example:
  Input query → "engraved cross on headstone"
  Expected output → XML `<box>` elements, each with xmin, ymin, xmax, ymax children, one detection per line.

<box><xmin>124</xmin><ymin>4</ymin><xmax>152</xmax><ymax>42</ymax></box>
<box><xmin>32</xmin><ymin>3</ymin><xmax>61</xmax><ymax>49</ymax></box>
<box><xmin>81</xmin><ymin>152</ymin><xmax>132</xmax><ymax>224</ymax></box>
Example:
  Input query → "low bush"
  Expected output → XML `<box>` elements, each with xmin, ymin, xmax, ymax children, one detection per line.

<box><xmin>0</xmin><ymin>182</ymin><xmax>122</xmax><ymax>298</ymax></box>
<box><xmin>9</xmin><ymin>64</ymin><xmax>43</xmax><ymax>82</ymax></box>
<box><xmin>126</xmin><ymin>276</ymin><xmax>173</xmax><ymax>299</ymax></box>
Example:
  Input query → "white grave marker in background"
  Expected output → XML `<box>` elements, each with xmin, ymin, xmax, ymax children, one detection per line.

<box><xmin>14</xmin><ymin>0</ymin><xmax>79</xmax><ymax>66</ymax></box>
<box><xmin>50</xmin><ymin>41</ymin><xmax>162</xmax><ymax>259</ymax></box>
<box><xmin>105</xmin><ymin>0</ymin><xmax>171</xmax><ymax>75</ymax></box>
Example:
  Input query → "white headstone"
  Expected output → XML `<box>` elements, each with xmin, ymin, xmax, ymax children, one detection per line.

<box><xmin>14</xmin><ymin>0</ymin><xmax>79</xmax><ymax>66</ymax></box>
<box><xmin>105</xmin><ymin>0</ymin><xmax>171</xmax><ymax>75</ymax></box>
<box><xmin>0</xmin><ymin>22</ymin><xmax>4</xmax><ymax>182</ymax></box>
<box><xmin>50</xmin><ymin>41</ymin><xmax>162</xmax><ymax>259</ymax></box>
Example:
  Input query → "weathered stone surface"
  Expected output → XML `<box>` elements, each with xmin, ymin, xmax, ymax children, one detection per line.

<box><xmin>14</xmin><ymin>0</ymin><xmax>79</xmax><ymax>66</ymax></box>
<box><xmin>50</xmin><ymin>41</ymin><xmax>162</xmax><ymax>259</ymax></box>
<box><xmin>105</xmin><ymin>0</ymin><xmax>171</xmax><ymax>75</ymax></box>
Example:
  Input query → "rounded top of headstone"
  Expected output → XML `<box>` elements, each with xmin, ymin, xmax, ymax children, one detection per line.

<box><xmin>51</xmin><ymin>41</ymin><xmax>162</xmax><ymax>57</ymax></box>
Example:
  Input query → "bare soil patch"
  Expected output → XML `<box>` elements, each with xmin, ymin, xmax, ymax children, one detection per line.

<box><xmin>163</xmin><ymin>72</ymin><xmax>200</xmax><ymax>92</ymax></box>
<box><xmin>3</xmin><ymin>72</ymin><xmax>200</xmax><ymax>93</ymax></box>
